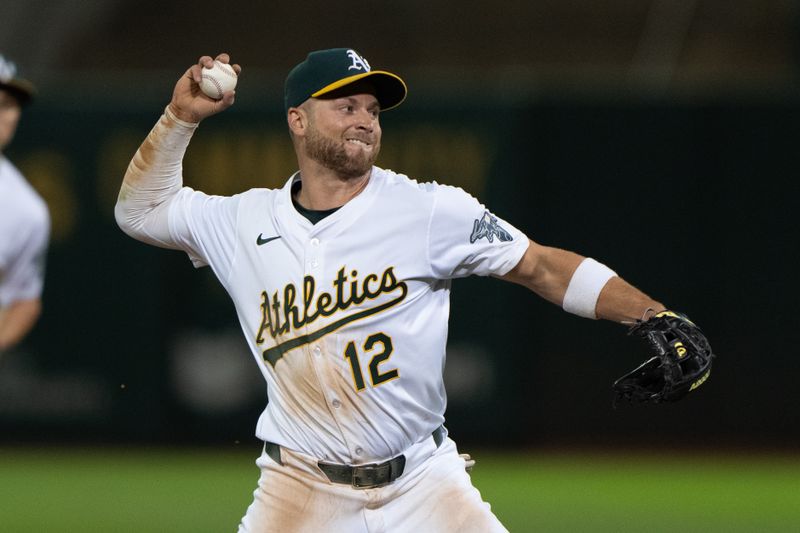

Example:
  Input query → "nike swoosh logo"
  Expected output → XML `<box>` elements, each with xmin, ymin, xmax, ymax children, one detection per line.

<box><xmin>256</xmin><ymin>234</ymin><xmax>281</xmax><ymax>246</ymax></box>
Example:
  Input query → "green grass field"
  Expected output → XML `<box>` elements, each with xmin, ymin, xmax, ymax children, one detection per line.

<box><xmin>1</xmin><ymin>447</ymin><xmax>798</xmax><ymax>532</ymax></box>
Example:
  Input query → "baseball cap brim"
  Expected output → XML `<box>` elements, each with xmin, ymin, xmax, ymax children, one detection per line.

<box><xmin>0</xmin><ymin>78</ymin><xmax>35</xmax><ymax>106</ymax></box>
<box><xmin>311</xmin><ymin>70</ymin><xmax>407</xmax><ymax>111</ymax></box>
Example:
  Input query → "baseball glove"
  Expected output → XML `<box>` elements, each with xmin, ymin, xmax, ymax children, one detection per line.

<box><xmin>613</xmin><ymin>310</ymin><xmax>714</xmax><ymax>404</ymax></box>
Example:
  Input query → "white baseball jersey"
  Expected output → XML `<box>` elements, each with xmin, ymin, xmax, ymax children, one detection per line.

<box><xmin>0</xmin><ymin>156</ymin><xmax>49</xmax><ymax>308</ymax></box>
<box><xmin>165</xmin><ymin>166</ymin><xmax>528</xmax><ymax>464</ymax></box>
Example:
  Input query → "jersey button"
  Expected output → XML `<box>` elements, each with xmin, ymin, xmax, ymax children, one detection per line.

<box><xmin>331</xmin><ymin>399</ymin><xmax>341</xmax><ymax>409</ymax></box>
<box><xmin>313</xmin><ymin>346</ymin><xmax>321</xmax><ymax>356</ymax></box>
<box><xmin>354</xmin><ymin>447</ymin><xmax>363</xmax><ymax>456</ymax></box>
<box><xmin>310</xmin><ymin>259</ymin><xmax>319</xmax><ymax>268</ymax></box>
<box><xmin>310</xmin><ymin>238</ymin><xmax>320</xmax><ymax>247</ymax></box>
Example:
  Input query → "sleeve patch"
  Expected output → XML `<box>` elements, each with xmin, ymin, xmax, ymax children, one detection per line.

<box><xmin>469</xmin><ymin>211</ymin><xmax>513</xmax><ymax>243</ymax></box>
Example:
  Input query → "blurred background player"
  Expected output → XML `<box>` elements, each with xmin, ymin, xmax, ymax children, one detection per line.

<box><xmin>0</xmin><ymin>54</ymin><xmax>49</xmax><ymax>354</ymax></box>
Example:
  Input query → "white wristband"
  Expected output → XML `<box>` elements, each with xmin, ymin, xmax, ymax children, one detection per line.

<box><xmin>562</xmin><ymin>258</ymin><xmax>617</xmax><ymax>319</ymax></box>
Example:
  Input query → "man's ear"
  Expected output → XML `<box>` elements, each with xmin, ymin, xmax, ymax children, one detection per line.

<box><xmin>287</xmin><ymin>107</ymin><xmax>308</xmax><ymax>136</ymax></box>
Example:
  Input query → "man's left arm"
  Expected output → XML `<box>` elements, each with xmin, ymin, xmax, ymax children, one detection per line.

<box><xmin>499</xmin><ymin>239</ymin><xmax>665</xmax><ymax>323</ymax></box>
<box><xmin>501</xmin><ymin>239</ymin><xmax>715</xmax><ymax>403</ymax></box>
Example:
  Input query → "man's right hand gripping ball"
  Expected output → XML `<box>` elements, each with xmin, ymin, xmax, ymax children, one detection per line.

<box><xmin>613</xmin><ymin>311</ymin><xmax>715</xmax><ymax>404</ymax></box>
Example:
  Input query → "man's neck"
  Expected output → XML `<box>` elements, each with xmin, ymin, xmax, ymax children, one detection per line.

<box><xmin>293</xmin><ymin>162</ymin><xmax>372</xmax><ymax>210</ymax></box>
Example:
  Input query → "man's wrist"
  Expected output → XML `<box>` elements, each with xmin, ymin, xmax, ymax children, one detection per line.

<box><xmin>165</xmin><ymin>103</ymin><xmax>200</xmax><ymax>127</ymax></box>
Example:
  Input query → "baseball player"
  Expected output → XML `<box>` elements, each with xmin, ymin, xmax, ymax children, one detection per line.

<box><xmin>115</xmin><ymin>50</ymin><xmax>671</xmax><ymax>532</ymax></box>
<box><xmin>0</xmin><ymin>54</ymin><xmax>49</xmax><ymax>354</ymax></box>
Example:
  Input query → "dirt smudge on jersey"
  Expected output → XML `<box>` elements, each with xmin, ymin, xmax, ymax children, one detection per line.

<box><xmin>119</xmin><ymin>111</ymin><xmax>191</xmax><ymax>199</ymax></box>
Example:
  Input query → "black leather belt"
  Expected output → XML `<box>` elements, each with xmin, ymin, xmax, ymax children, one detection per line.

<box><xmin>318</xmin><ymin>454</ymin><xmax>406</xmax><ymax>489</ymax></box>
<box><xmin>264</xmin><ymin>425</ymin><xmax>446</xmax><ymax>489</ymax></box>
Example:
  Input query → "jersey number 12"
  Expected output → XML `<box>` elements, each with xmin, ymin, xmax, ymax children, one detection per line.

<box><xmin>344</xmin><ymin>332</ymin><xmax>399</xmax><ymax>391</ymax></box>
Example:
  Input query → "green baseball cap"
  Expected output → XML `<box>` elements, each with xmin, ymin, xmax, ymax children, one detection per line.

<box><xmin>284</xmin><ymin>48</ymin><xmax>406</xmax><ymax>112</ymax></box>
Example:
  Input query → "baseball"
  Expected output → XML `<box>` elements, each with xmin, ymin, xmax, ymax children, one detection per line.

<box><xmin>199</xmin><ymin>60</ymin><xmax>237</xmax><ymax>100</ymax></box>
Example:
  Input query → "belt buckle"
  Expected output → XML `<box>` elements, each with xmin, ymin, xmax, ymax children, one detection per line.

<box><xmin>351</xmin><ymin>462</ymin><xmax>390</xmax><ymax>489</ymax></box>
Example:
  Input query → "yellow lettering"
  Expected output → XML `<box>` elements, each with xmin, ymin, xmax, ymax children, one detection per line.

<box><xmin>256</xmin><ymin>266</ymin><xmax>405</xmax><ymax>341</ymax></box>
<box><xmin>689</xmin><ymin>370</ymin><xmax>711</xmax><ymax>391</ymax></box>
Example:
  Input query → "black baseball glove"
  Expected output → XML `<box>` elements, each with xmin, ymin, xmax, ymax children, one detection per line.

<box><xmin>613</xmin><ymin>311</ymin><xmax>714</xmax><ymax>404</ymax></box>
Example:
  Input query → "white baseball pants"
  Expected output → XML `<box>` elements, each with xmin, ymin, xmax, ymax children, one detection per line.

<box><xmin>238</xmin><ymin>436</ymin><xmax>508</xmax><ymax>533</ymax></box>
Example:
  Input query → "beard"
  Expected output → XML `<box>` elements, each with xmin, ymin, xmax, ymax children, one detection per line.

<box><xmin>304</xmin><ymin>123</ymin><xmax>380</xmax><ymax>180</ymax></box>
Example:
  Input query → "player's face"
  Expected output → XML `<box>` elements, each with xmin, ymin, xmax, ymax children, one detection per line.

<box><xmin>0</xmin><ymin>90</ymin><xmax>22</xmax><ymax>151</ymax></box>
<box><xmin>304</xmin><ymin>90</ymin><xmax>382</xmax><ymax>179</ymax></box>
